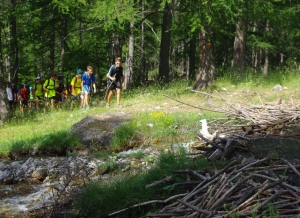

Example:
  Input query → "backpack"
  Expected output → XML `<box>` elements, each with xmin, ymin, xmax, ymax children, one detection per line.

<box><xmin>107</xmin><ymin>65</ymin><xmax>116</xmax><ymax>88</ymax></box>
<box><xmin>44</xmin><ymin>79</ymin><xmax>55</xmax><ymax>90</ymax></box>
<box><xmin>34</xmin><ymin>83</ymin><xmax>43</xmax><ymax>93</ymax></box>
<box><xmin>69</xmin><ymin>76</ymin><xmax>78</xmax><ymax>93</ymax></box>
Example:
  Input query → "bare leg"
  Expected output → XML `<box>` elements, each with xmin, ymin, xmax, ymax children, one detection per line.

<box><xmin>107</xmin><ymin>90</ymin><xmax>114</xmax><ymax>105</ymax></box>
<box><xmin>116</xmin><ymin>88</ymin><xmax>121</xmax><ymax>105</ymax></box>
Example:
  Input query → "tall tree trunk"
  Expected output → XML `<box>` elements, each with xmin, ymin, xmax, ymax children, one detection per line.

<box><xmin>125</xmin><ymin>21</ymin><xmax>134</xmax><ymax>89</ymax></box>
<box><xmin>0</xmin><ymin>25</ymin><xmax>9</xmax><ymax>124</ymax></box>
<box><xmin>158</xmin><ymin>1</ymin><xmax>173</xmax><ymax>83</ymax></box>
<box><xmin>60</xmin><ymin>15</ymin><xmax>68</xmax><ymax>74</ymax></box>
<box><xmin>10</xmin><ymin>0</ymin><xmax>19</xmax><ymax>84</ymax></box>
<box><xmin>189</xmin><ymin>34</ymin><xmax>196</xmax><ymax>80</ymax></box>
<box><xmin>232</xmin><ymin>20</ymin><xmax>246</xmax><ymax>73</ymax></box>
<box><xmin>141</xmin><ymin>0</ymin><xmax>146</xmax><ymax>83</ymax></box>
<box><xmin>113</xmin><ymin>35</ymin><xmax>122</xmax><ymax>60</ymax></box>
<box><xmin>193</xmin><ymin>27</ymin><xmax>216</xmax><ymax>91</ymax></box>
<box><xmin>50</xmin><ymin>8</ymin><xmax>56</xmax><ymax>72</ymax></box>
<box><xmin>263</xmin><ymin>21</ymin><xmax>270</xmax><ymax>75</ymax></box>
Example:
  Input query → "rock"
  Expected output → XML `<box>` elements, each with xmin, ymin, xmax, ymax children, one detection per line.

<box><xmin>31</xmin><ymin>168</ymin><xmax>47</xmax><ymax>181</ymax></box>
<box><xmin>8</xmin><ymin>150</ymin><xmax>21</xmax><ymax>160</ymax></box>
<box><xmin>272</xmin><ymin>84</ymin><xmax>283</xmax><ymax>91</ymax></box>
<box><xmin>69</xmin><ymin>112</ymin><xmax>133</xmax><ymax>148</ymax></box>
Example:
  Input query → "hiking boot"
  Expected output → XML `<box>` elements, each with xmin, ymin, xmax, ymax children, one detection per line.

<box><xmin>116</xmin><ymin>104</ymin><xmax>122</xmax><ymax>109</ymax></box>
<box><xmin>106</xmin><ymin>104</ymin><xmax>110</xmax><ymax>109</ymax></box>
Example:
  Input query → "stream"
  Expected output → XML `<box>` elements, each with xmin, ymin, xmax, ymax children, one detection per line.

<box><xmin>1</xmin><ymin>137</ymin><xmax>300</xmax><ymax>218</ymax></box>
<box><xmin>0</xmin><ymin>141</ymin><xmax>187</xmax><ymax>218</ymax></box>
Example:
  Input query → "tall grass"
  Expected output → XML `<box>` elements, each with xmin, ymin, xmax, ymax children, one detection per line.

<box><xmin>76</xmin><ymin>148</ymin><xmax>208</xmax><ymax>218</ymax></box>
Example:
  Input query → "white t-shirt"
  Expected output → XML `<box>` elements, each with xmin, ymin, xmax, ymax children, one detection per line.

<box><xmin>6</xmin><ymin>87</ymin><xmax>13</xmax><ymax>101</ymax></box>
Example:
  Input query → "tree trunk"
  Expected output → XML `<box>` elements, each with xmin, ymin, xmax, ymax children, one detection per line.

<box><xmin>10</xmin><ymin>0</ymin><xmax>19</xmax><ymax>84</ymax></box>
<box><xmin>50</xmin><ymin>8</ymin><xmax>56</xmax><ymax>72</ymax></box>
<box><xmin>141</xmin><ymin>0</ymin><xmax>146</xmax><ymax>83</ymax></box>
<box><xmin>158</xmin><ymin>1</ymin><xmax>173</xmax><ymax>83</ymax></box>
<box><xmin>193</xmin><ymin>27</ymin><xmax>216</xmax><ymax>91</ymax></box>
<box><xmin>0</xmin><ymin>26</ymin><xmax>9</xmax><ymax>124</ymax></box>
<box><xmin>60</xmin><ymin>15</ymin><xmax>68</xmax><ymax>74</ymax></box>
<box><xmin>125</xmin><ymin>21</ymin><xmax>134</xmax><ymax>89</ymax></box>
<box><xmin>189</xmin><ymin>34</ymin><xmax>196</xmax><ymax>80</ymax></box>
<box><xmin>113</xmin><ymin>35</ymin><xmax>122</xmax><ymax>60</ymax></box>
<box><xmin>263</xmin><ymin>21</ymin><xmax>270</xmax><ymax>75</ymax></box>
<box><xmin>232</xmin><ymin>20</ymin><xmax>246</xmax><ymax>73</ymax></box>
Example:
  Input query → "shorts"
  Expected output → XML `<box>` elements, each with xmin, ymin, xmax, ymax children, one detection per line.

<box><xmin>45</xmin><ymin>96</ymin><xmax>56</xmax><ymax>102</ymax></box>
<box><xmin>71</xmin><ymin>93</ymin><xmax>84</xmax><ymax>101</ymax></box>
<box><xmin>35</xmin><ymin>96</ymin><xmax>44</xmax><ymax>101</ymax></box>
<box><xmin>21</xmin><ymin>100</ymin><xmax>28</xmax><ymax>107</ymax></box>
<box><xmin>83</xmin><ymin>85</ymin><xmax>91</xmax><ymax>94</ymax></box>
<box><xmin>108</xmin><ymin>81</ymin><xmax>121</xmax><ymax>90</ymax></box>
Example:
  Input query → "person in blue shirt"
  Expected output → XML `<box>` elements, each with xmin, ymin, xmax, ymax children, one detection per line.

<box><xmin>81</xmin><ymin>65</ymin><xmax>96</xmax><ymax>109</ymax></box>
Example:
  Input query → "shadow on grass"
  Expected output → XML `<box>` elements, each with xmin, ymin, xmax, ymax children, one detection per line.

<box><xmin>0</xmin><ymin>130</ymin><xmax>82</xmax><ymax>158</ymax></box>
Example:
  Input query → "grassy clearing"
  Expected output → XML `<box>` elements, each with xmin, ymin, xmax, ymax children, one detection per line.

<box><xmin>75</xmin><ymin>148</ymin><xmax>208</xmax><ymax>218</ymax></box>
<box><xmin>1</xmin><ymin>70</ymin><xmax>300</xmax><ymax>157</ymax></box>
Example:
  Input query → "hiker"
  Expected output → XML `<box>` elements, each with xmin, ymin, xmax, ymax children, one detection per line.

<box><xmin>55</xmin><ymin>76</ymin><xmax>66</xmax><ymax>107</ymax></box>
<box><xmin>11</xmin><ymin>82</ymin><xmax>18</xmax><ymax>111</ymax></box>
<box><xmin>28</xmin><ymin>86</ymin><xmax>34</xmax><ymax>110</ymax></box>
<box><xmin>70</xmin><ymin>69</ymin><xmax>84</xmax><ymax>109</ymax></box>
<box><xmin>43</xmin><ymin>73</ymin><xmax>57</xmax><ymax>109</ymax></box>
<box><xmin>81</xmin><ymin>65</ymin><xmax>96</xmax><ymax>109</ymax></box>
<box><xmin>5</xmin><ymin>82</ymin><xmax>14</xmax><ymax>111</ymax></box>
<box><xmin>33</xmin><ymin>76</ymin><xmax>44</xmax><ymax>110</ymax></box>
<box><xmin>106</xmin><ymin>57</ymin><xmax>124</xmax><ymax>108</ymax></box>
<box><xmin>19</xmin><ymin>84</ymin><xmax>30</xmax><ymax>113</ymax></box>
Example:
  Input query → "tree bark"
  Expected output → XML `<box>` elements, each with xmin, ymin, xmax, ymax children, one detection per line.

<box><xmin>125</xmin><ymin>21</ymin><xmax>134</xmax><ymax>89</ymax></box>
<box><xmin>10</xmin><ymin>0</ymin><xmax>19</xmax><ymax>84</ymax></box>
<box><xmin>158</xmin><ymin>1</ymin><xmax>173</xmax><ymax>83</ymax></box>
<box><xmin>60</xmin><ymin>14</ymin><xmax>68</xmax><ymax>74</ymax></box>
<box><xmin>141</xmin><ymin>0</ymin><xmax>147</xmax><ymax>83</ymax></box>
<box><xmin>263</xmin><ymin>21</ymin><xmax>270</xmax><ymax>75</ymax></box>
<box><xmin>232</xmin><ymin>20</ymin><xmax>246</xmax><ymax>73</ymax></box>
<box><xmin>193</xmin><ymin>27</ymin><xmax>216</xmax><ymax>91</ymax></box>
<box><xmin>0</xmin><ymin>24</ymin><xmax>9</xmax><ymax>124</ymax></box>
<box><xmin>50</xmin><ymin>8</ymin><xmax>56</xmax><ymax>72</ymax></box>
<box><xmin>113</xmin><ymin>35</ymin><xmax>122</xmax><ymax>60</ymax></box>
<box><xmin>189</xmin><ymin>34</ymin><xmax>196</xmax><ymax>80</ymax></box>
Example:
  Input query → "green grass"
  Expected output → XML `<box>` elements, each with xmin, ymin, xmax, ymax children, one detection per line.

<box><xmin>2</xmin><ymin>69</ymin><xmax>300</xmax><ymax>157</ymax></box>
<box><xmin>75</xmin><ymin>148</ymin><xmax>208</xmax><ymax>218</ymax></box>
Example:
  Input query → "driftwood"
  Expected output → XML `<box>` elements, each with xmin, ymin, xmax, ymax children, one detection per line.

<box><xmin>143</xmin><ymin>158</ymin><xmax>300</xmax><ymax>217</ymax></box>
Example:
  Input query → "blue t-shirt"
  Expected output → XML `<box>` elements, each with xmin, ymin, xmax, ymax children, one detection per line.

<box><xmin>82</xmin><ymin>72</ymin><xmax>95</xmax><ymax>86</ymax></box>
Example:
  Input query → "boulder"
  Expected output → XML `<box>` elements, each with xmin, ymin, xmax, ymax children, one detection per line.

<box><xmin>31</xmin><ymin>168</ymin><xmax>47</xmax><ymax>181</ymax></box>
<box><xmin>69</xmin><ymin>112</ymin><xmax>132</xmax><ymax>148</ymax></box>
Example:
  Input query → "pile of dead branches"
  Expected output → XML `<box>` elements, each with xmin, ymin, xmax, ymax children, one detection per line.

<box><xmin>164</xmin><ymin>92</ymin><xmax>300</xmax><ymax>161</ymax></box>
<box><xmin>103</xmin><ymin>158</ymin><xmax>300</xmax><ymax>218</ymax></box>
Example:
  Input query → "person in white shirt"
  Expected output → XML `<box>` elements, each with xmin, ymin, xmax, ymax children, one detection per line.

<box><xmin>5</xmin><ymin>81</ymin><xmax>14</xmax><ymax>111</ymax></box>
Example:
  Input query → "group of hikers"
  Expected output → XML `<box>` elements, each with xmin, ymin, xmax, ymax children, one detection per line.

<box><xmin>5</xmin><ymin>57</ymin><xmax>125</xmax><ymax>113</ymax></box>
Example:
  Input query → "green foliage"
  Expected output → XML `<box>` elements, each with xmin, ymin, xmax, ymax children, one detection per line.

<box><xmin>110</xmin><ymin>122</ymin><xmax>137</xmax><ymax>151</ymax></box>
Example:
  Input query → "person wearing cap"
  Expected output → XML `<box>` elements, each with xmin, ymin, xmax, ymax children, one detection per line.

<box><xmin>81</xmin><ymin>65</ymin><xmax>96</xmax><ymax>109</ymax></box>
<box><xmin>33</xmin><ymin>76</ymin><xmax>44</xmax><ymax>110</ymax></box>
<box><xmin>5</xmin><ymin>81</ymin><xmax>14</xmax><ymax>111</ymax></box>
<box><xmin>70</xmin><ymin>69</ymin><xmax>84</xmax><ymax>109</ymax></box>
<box><xmin>43</xmin><ymin>73</ymin><xmax>57</xmax><ymax>109</ymax></box>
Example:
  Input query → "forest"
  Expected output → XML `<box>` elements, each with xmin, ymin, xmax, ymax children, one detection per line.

<box><xmin>0</xmin><ymin>0</ymin><xmax>300</xmax><ymax>119</ymax></box>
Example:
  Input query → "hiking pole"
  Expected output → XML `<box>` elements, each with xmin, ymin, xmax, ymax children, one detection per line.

<box><xmin>103</xmin><ymin>80</ymin><xmax>114</xmax><ymax>102</ymax></box>
<box><xmin>103</xmin><ymin>75</ymin><xmax>116</xmax><ymax>101</ymax></box>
